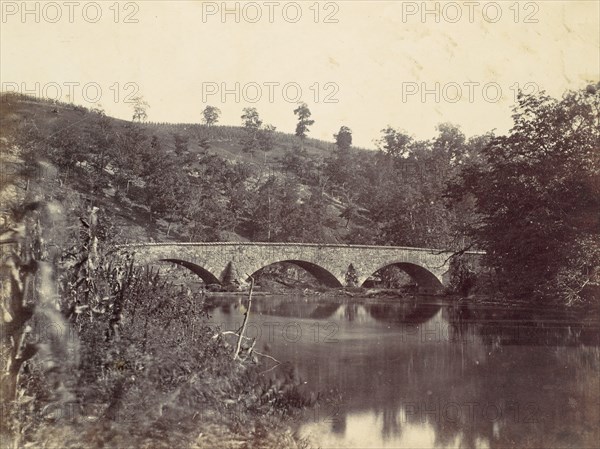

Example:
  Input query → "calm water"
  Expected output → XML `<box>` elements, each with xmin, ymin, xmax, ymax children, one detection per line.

<box><xmin>206</xmin><ymin>295</ymin><xmax>600</xmax><ymax>449</ymax></box>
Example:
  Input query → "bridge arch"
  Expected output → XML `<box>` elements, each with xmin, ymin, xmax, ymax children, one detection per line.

<box><xmin>360</xmin><ymin>261</ymin><xmax>444</xmax><ymax>293</ymax></box>
<box><xmin>247</xmin><ymin>259</ymin><xmax>344</xmax><ymax>288</ymax></box>
<box><xmin>159</xmin><ymin>259</ymin><xmax>221</xmax><ymax>285</ymax></box>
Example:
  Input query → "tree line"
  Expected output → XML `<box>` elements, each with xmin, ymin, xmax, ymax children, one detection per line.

<box><xmin>6</xmin><ymin>83</ymin><xmax>599</xmax><ymax>304</ymax></box>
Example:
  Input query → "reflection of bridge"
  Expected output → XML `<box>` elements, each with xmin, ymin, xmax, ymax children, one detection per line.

<box><xmin>120</xmin><ymin>242</ymin><xmax>482</xmax><ymax>293</ymax></box>
<box><xmin>206</xmin><ymin>296</ymin><xmax>442</xmax><ymax>325</ymax></box>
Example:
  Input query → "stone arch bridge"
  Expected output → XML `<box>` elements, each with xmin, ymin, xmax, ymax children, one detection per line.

<box><xmin>119</xmin><ymin>242</ymin><xmax>483</xmax><ymax>293</ymax></box>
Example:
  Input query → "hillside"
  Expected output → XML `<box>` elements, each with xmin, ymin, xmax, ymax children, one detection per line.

<box><xmin>4</xmin><ymin>86</ymin><xmax>598</xmax><ymax>304</ymax></box>
<box><xmin>2</xmin><ymin>94</ymin><xmax>370</xmax><ymax>163</ymax></box>
<box><xmin>0</xmin><ymin>94</ymin><xmax>370</xmax><ymax>244</ymax></box>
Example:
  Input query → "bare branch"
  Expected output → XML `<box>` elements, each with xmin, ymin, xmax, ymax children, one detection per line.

<box><xmin>233</xmin><ymin>277</ymin><xmax>254</xmax><ymax>360</ymax></box>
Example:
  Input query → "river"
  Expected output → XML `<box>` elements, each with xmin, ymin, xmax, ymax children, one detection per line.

<box><xmin>206</xmin><ymin>295</ymin><xmax>600</xmax><ymax>448</ymax></box>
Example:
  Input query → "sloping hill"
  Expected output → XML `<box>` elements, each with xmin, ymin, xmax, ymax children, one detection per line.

<box><xmin>1</xmin><ymin>94</ymin><xmax>365</xmax><ymax>244</ymax></box>
<box><xmin>3</xmin><ymin>94</ymin><xmax>357</xmax><ymax>162</ymax></box>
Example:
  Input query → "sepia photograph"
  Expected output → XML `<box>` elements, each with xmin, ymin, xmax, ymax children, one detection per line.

<box><xmin>1</xmin><ymin>1</ymin><xmax>599</xmax><ymax>448</ymax></box>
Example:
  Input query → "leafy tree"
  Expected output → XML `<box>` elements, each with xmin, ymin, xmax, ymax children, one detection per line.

<box><xmin>257</xmin><ymin>124</ymin><xmax>276</xmax><ymax>152</ymax></box>
<box><xmin>183</xmin><ymin>153</ymin><xmax>253</xmax><ymax>240</ymax></box>
<box><xmin>147</xmin><ymin>168</ymin><xmax>190</xmax><ymax>236</ymax></box>
<box><xmin>136</xmin><ymin>136</ymin><xmax>194</xmax><ymax>236</ymax></box>
<box><xmin>447</xmin><ymin>84</ymin><xmax>600</xmax><ymax>304</ymax></box>
<box><xmin>202</xmin><ymin>105</ymin><xmax>221</xmax><ymax>126</ymax></box>
<box><xmin>240</xmin><ymin>107</ymin><xmax>262</xmax><ymax>154</ymax></box>
<box><xmin>220</xmin><ymin>162</ymin><xmax>254</xmax><ymax>233</ymax></box>
<box><xmin>293</xmin><ymin>103</ymin><xmax>314</xmax><ymax>139</ymax></box>
<box><xmin>244</xmin><ymin>176</ymin><xmax>328</xmax><ymax>242</ymax></box>
<box><xmin>241</xmin><ymin>107</ymin><xmax>262</xmax><ymax>130</ymax></box>
<box><xmin>280</xmin><ymin>145</ymin><xmax>319</xmax><ymax>181</ymax></box>
<box><xmin>378</xmin><ymin>126</ymin><xmax>412</xmax><ymax>159</ymax></box>
<box><xmin>433</xmin><ymin>122</ymin><xmax>467</xmax><ymax>164</ymax></box>
<box><xmin>299</xmin><ymin>187</ymin><xmax>329</xmax><ymax>241</ymax></box>
<box><xmin>323</xmin><ymin>145</ymin><xmax>357</xmax><ymax>195</ymax></box>
<box><xmin>365</xmin><ymin>124</ymin><xmax>471</xmax><ymax>248</ymax></box>
<box><xmin>84</xmin><ymin>108</ymin><xmax>117</xmax><ymax>192</ymax></box>
<box><xmin>240</xmin><ymin>108</ymin><xmax>275</xmax><ymax>154</ymax></box>
<box><xmin>113</xmin><ymin>121</ymin><xmax>148</xmax><ymax>193</ymax></box>
<box><xmin>131</xmin><ymin>96</ymin><xmax>149</xmax><ymax>122</ymax></box>
<box><xmin>334</xmin><ymin>126</ymin><xmax>353</xmax><ymax>151</ymax></box>
<box><xmin>47</xmin><ymin>124</ymin><xmax>85</xmax><ymax>181</ymax></box>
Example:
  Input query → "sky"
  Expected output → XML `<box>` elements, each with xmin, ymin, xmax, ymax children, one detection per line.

<box><xmin>1</xmin><ymin>1</ymin><xmax>599</xmax><ymax>148</ymax></box>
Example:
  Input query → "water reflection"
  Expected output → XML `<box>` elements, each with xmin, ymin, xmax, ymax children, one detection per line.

<box><xmin>207</xmin><ymin>296</ymin><xmax>600</xmax><ymax>448</ymax></box>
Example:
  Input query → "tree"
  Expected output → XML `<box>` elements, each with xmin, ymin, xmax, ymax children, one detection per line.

<box><xmin>334</xmin><ymin>126</ymin><xmax>352</xmax><ymax>151</ymax></box>
<box><xmin>184</xmin><ymin>153</ymin><xmax>254</xmax><ymax>240</ymax></box>
<box><xmin>47</xmin><ymin>124</ymin><xmax>85</xmax><ymax>181</ymax></box>
<box><xmin>84</xmin><ymin>107</ymin><xmax>117</xmax><ymax>192</ymax></box>
<box><xmin>280</xmin><ymin>144</ymin><xmax>317</xmax><ymax>180</ymax></box>
<box><xmin>241</xmin><ymin>107</ymin><xmax>262</xmax><ymax>130</ymax></box>
<box><xmin>365</xmin><ymin>124</ymin><xmax>471</xmax><ymax>248</ymax></box>
<box><xmin>244</xmin><ymin>176</ymin><xmax>326</xmax><ymax>242</ymax></box>
<box><xmin>146</xmin><ymin>165</ymin><xmax>190</xmax><ymax>236</ymax></box>
<box><xmin>377</xmin><ymin>126</ymin><xmax>412</xmax><ymax>159</ymax></box>
<box><xmin>447</xmin><ymin>84</ymin><xmax>600</xmax><ymax>304</ymax></box>
<box><xmin>113</xmin><ymin>121</ymin><xmax>148</xmax><ymax>193</ymax></box>
<box><xmin>241</xmin><ymin>108</ymin><xmax>262</xmax><ymax>154</ymax></box>
<box><xmin>323</xmin><ymin>147</ymin><xmax>355</xmax><ymax>196</ymax></box>
<box><xmin>240</xmin><ymin>108</ymin><xmax>274</xmax><ymax>154</ymax></box>
<box><xmin>432</xmin><ymin>122</ymin><xmax>467</xmax><ymax>164</ymax></box>
<box><xmin>293</xmin><ymin>103</ymin><xmax>314</xmax><ymax>139</ymax></box>
<box><xmin>202</xmin><ymin>105</ymin><xmax>221</xmax><ymax>126</ymax></box>
<box><xmin>131</xmin><ymin>96</ymin><xmax>149</xmax><ymax>122</ymax></box>
<box><xmin>137</xmin><ymin>135</ymin><xmax>193</xmax><ymax>236</ymax></box>
<box><xmin>257</xmin><ymin>124</ymin><xmax>276</xmax><ymax>153</ymax></box>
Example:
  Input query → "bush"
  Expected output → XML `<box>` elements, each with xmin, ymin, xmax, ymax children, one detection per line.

<box><xmin>3</xmin><ymin>206</ymin><xmax>311</xmax><ymax>448</ymax></box>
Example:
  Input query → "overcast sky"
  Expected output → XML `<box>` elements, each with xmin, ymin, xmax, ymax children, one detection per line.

<box><xmin>2</xmin><ymin>1</ymin><xmax>598</xmax><ymax>148</ymax></box>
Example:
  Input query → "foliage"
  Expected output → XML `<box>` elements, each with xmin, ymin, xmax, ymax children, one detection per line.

<box><xmin>279</xmin><ymin>145</ymin><xmax>323</xmax><ymax>186</ymax></box>
<box><xmin>3</xmin><ymin>203</ymin><xmax>312</xmax><ymax>448</ymax></box>
<box><xmin>242</xmin><ymin>177</ymin><xmax>328</xmax><ymax>242</ymax></box>
<box><xmin>241</xmin><ymin>107</ymin><xmax>263</xmax><ymax>130</ymax></box>
<box><xmin>293</xmin><ymin>103</ymin><xmax>314</xmax><ymax>140</ymax></box>
<box><xmin>0</xmin><ymin>151</ymin><xmax>77</xmax><ymax>444</ymax></box>
<box><xmin>447</xmin><ymin>84</ymin><xmax>600</xmax><ymax>303</ymax></box>
<box><xmin>368</xmin><ymin>266</ymin><xmax>413</xmax><ymax>289</ymax></box>
<box><xmin>334</xmin><ymin>126</ymin><xmax>352</xmax><ymax>151</ymax></box>
<box><xmin>172</xmin><ymin>132</ymin><xmax>189</xmax><ymax>155</ymax></box>
<box><xmin>240</xmin><ymin>107</ymin><xmax>276</xmax><ymax>154</ymax></box>
<box><xmin>378</xmin><ymin>126</ymin><xmax>412</xmax><ymax>159</ymax></box>
<box><xmin>131</xmin><ymin>96</ymin><xmax>150</xmax><ymax>122</ymax></box>
<box><xmin>202</xmin><ymin>105</ymin><xmax>221</xmax><ymax>126</ymax></box>
<box><xmin>344</xmin><ymin>264</ymin><xmax>358</xmax><ymax>287</ymax></box>
<box><xmin>4</xmin><ymin>85</ymin><xmax>598</xmax><ymax>305</ymax></box>
<box><xmin>0</xmin><ymin>105</ymin><xmax>312</xmax><ymax>446</ymax></box>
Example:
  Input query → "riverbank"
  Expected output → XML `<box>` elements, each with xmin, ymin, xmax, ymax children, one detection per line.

<box><xmin>205</xmin><ymin>285</ymin><xmax>424</xmax><ymax>299</ymax></box>
<box><xmin>204</xmin><ymin>286</ymin><xmax>600</xmax><ymax>321</ymax></box>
